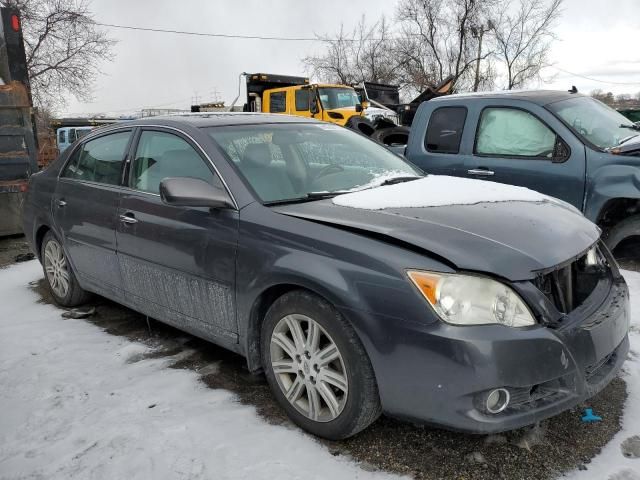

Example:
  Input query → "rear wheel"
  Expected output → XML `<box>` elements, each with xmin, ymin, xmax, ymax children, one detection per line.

<box><xmin>41</xmin><ymin>231</ymin><xmax>90</xmax><ymax>307</ymax></box>
<box><xmin>261</xmin><ymin>290</ymin><xmax>381</xmax><ymax>439</ymax></box>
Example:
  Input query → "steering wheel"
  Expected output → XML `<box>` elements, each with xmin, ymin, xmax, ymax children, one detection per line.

<box><xmin>313</xmin><ymin>163</ymin><xmax>344</xmax><ymax>180</ymax></box>
<box><xmin>537</xmin><ymin>148</ymin><xmax>554</xmax><ymax>158</ymax></box>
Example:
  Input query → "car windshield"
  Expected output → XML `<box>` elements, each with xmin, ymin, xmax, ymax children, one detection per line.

<box><xmin>318</xmin><ymin>88</ymin><xmax>360</xmax><ymax>110</ymax></box>
<box><xmin>205</xmin><ymin>123</ymin><xmax>421</xmax><ymax>203</ymax></box>
<box><xmin>548</xmin><ymin>96</ymin><xmax>639</xmax><ymax>149</ymax></box>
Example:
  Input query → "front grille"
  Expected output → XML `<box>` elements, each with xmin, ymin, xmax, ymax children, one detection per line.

<box><xmin>533</xmin><ymin>245</ymin><xmax>608</xmax><ymax>316</ymax></box>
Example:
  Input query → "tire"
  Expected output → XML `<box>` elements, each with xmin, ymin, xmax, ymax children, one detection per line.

<box><xmin>603</xmin><ymin>215</ymin><xmax>640</xmax><ymax>258</ymax></box>
<box><xmin>344</xmin><ymin>116</ymin><xmax>375</xmax><ymax>137</ymax></box>
<box><xmin>261</xmin><ymin>290</ymin><xmax>381</xmax><ymax>440</ymax></box>
<box><xmin>371</xmin><ymin>126</ymin><xmax>410</xmax><ymax>146</ymax></box>
<box><xmin>41</xmin><ymin>230</ymin><xmax>91</xmax><ymax>307</ymax></box>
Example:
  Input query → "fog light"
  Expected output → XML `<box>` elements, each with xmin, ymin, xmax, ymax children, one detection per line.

<box><xmin>486</xmin><ymin>388</ymin><xmax>510</xmax><ymax>414</ymax></box>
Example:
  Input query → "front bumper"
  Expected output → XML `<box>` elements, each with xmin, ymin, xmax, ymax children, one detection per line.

<box><xmin>349</xmin><ymin>273</ymin><xmax>630</xmax><ymax>434</ymax></box>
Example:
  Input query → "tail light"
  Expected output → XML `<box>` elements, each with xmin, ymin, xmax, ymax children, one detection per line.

<box><xmin>10</xmin><ymin>13</ymin><xmax>20</xmax><ymax>32</ymax></box>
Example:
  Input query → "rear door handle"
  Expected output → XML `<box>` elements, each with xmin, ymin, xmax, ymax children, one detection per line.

<box><xmin>57</xmin><ymin>199</ymin><xmax>67</xmax><ymax>207</ymax></box>
<box><xmin>119</xmin><ymin>213</ymin><xmax>138</xmax><ymax>225</ymax></box>
<box><xmin>467</xmin><ymin>168</ymin><xmax>495</xmax><ymax>176</ymax></box>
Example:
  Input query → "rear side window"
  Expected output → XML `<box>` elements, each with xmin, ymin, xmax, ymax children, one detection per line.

<box><xmin>475</xmin><ymin>107</ymin><xmax>556</xmax><ymax>157</ymax></box>
<box><xmin>58</xmin><ymin>129</ymin><xmax>66</xmax><ymax>144</ymax></box>
<box><xmin>269</xmin><ymin>92</ymin><xmax>286</xmax><ymax>113</ymax></box>
<box><xmin>130</xmin><ymin>130</ymin><xmax>220</xmax><ymax>194</ymax></box>
<box><xmin>62</xmin><ymin>131</ymin><xmax>131</xmax><ymax>185</ymax></box>
<box><xmin>295</xmin><ymin>89</ymin><xmax>309</xmax><ymax>111</ymax></box>
<box><xmin>425</xmin><ymin>107</ymin><xmax>467</xmax><ymax>154</ymax></box>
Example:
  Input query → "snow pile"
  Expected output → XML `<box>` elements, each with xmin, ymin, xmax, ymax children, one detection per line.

<box><xmin>565</xmin><ymin>269</ymin><xmax>640</xmax><ymax>480</ymax></box>
<box><xmin>0</xmin><ymin>262</ymin><xmax>400</xmax><ymax>480</ymax></box>
<box><xmin>332</xmin><ymin>175</ymin><xmax>564</xmax><ymax>210</ymax></box>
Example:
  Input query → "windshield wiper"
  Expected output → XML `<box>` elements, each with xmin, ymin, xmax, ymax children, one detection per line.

<box><xmin>620</xmin><ymin>123</ymin><xmax>640</xmax><ymax>131</ymax></box>
<box><xmin>377</xmin><ymin>176</ymin><xmax>422</xmax><ymax>186</ymax></box>
<box><xmin>264</xmin><ymin>191</ymin><xmax>348</xmax><ymax>206</ymax></box>
<box><xmin>616</xmin><ymin>133</ymin><xmax>640</xmax><ymax>146</ymax></box>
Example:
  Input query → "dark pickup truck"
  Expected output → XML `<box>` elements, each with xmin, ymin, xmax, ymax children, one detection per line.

<box><xmin>404</xmin><ymin>90</ymin><xmax>640</xmax><ymax>258</ymax></box>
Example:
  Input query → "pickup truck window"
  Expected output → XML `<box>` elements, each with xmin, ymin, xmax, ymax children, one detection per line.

<box><xmin>61</xmin><ymin>131</ymin><xmax>131</xmax><ymax>185</ymax></box>
<box><xmin>475</xmin><ymin>107</ymin><xmax>556</xmax><ymax>158</ymax></box>
<box><xmin>269</xmin><ymin>92</ymin><xmax>286</xmax><ymax>113</ymax></box>
<box><xmin>548</xmin><ymin>96</ymin><xmax>638</xmax><ymax>150</ymax></box>
<box><xmin>425</xmin><ymin>107</ymin><xmax>466</xmax><ymax>154</ymax></box>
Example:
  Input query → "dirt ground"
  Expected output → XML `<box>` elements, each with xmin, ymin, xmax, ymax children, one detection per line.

<box><xmin>1</xmin><ymin>234</ymin><xmax>636</xmax><ymax>480</ymax></box>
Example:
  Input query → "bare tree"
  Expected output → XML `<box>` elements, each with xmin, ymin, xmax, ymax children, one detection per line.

<box><xmin>303</xmin><ymin>16</ymin><xmax>397</xmax><ymax>86</ymax></box>
<box><xmin>394</xmin><ymin>0</ymin><xmax>496</xmax><ymax>94</ymax></box>
<box><xmin>493</xmin><ymin>0</ymin><xmax>562</xmax><ymax>90</ymax></box>
<box><xmin>1</xmin><ymin>0</ymin><xmax>115</xmax><ymax>110</ymax></box>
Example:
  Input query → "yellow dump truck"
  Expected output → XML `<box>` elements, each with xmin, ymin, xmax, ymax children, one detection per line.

<box><xmin>242</xmin><ymin>73</ymin><xmax>369</xmax><ymax>127</ymax></box>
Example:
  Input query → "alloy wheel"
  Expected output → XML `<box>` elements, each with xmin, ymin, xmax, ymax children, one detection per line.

<box><xmin>270</xmin><ymin>313</ymin><xmax>348</xmax><ymax>422</ymax></box>
<box><xmin>43</xmin><ymin>239</ymin><xmax>70</xmax><ymax>298</ymax></box>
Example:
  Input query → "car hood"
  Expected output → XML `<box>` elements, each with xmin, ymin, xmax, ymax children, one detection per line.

<box><xmin>272</xmin><ymin>177</ymin><xmax>600</xmax><ymax>281</ymax></box>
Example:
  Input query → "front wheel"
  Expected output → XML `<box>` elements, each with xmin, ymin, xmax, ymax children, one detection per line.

<box><xmin>261</xmin><ymin>290</ymin><xmax>381</xmax><ymax>440</ymax></box>
<box><xmin>41</xmin><ymin>231</ymin><xmax>90</xmax><ymax>307</ymax></box>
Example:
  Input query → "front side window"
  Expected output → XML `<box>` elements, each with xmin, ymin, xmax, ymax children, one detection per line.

<box><xmin>131</xmin><ymin>130</ymin><xmax>219</xmax><ymax>194</ymax></box>
<box><xmin>425</xmin><ymin>107</ymin><xmax>467</xmax><ymax>154</ymax></box>
<box><xmin>62</xmin><ymin>131</ymin><xmax>131</xmax><ymax>185</ymax></box>
<box><xmin>295</xmin><ymin>89</ymin><xmax>310</xmax><ymax>111</ymax></box>
<box><xmin>206</xmin><ymin>123</ymin><xmax>421</xmax><ymax>203</ymax></box>
<box><xmin>269</xmin><ymin>92</ymin><xmax>286</xmax><ymax>113</ymax></box>
<box><xmin>475</xmin><ymin>108</ymin><xmax>556</xmax><ymax>157</ymax></box>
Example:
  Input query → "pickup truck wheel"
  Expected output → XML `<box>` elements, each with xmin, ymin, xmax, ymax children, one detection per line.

<box><xmin>41</xmin><ymin>231</ymin><xmax>91</xmax><ymax>307</ymax></box>
<box><xmin>604</xmin><ymin>215</ymin><xmax>640</xmax><ymax>262</ymax></box>
<box><xmin>261</xmin><ymin>290</ymin><xmax>381</xmax><ymax>440</ymax></box>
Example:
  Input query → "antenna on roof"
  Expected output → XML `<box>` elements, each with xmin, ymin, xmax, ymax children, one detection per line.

<box><xmin>568</xmin><ymin>86</ymin><xmax>578</xmax><ymax>94</ymax></box>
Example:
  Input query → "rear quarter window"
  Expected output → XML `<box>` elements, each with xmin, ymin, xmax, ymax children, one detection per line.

<box><xmin>425</xmin><ymin>107</ymin><xmax>467</xmax><ymax>154</ymax></box>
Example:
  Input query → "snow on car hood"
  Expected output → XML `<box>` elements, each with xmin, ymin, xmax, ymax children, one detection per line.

<box><xmin>274</xmin><ymin>176</ymin><xmax>599</xmax><ymax>281</ymax></box>
<box><xmin>332</xmin><ymin>175</ymin><xmax>568</xmax><ymax>210</ymax></box>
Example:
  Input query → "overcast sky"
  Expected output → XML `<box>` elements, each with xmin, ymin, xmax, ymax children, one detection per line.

<box><xmin>62</xmin><ymin>0</ymin><xmax>640</xmax><ymax>116</ymax></box>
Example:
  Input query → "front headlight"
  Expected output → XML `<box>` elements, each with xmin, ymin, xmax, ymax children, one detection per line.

<box><xmin>407</xmin><ymin>271</ymin><xmax>536</xmax><ymax>327</ymax></box>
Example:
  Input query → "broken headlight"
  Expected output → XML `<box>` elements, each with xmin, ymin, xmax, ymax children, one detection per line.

<box><xmin>407</xmin><ymin>271</ymin><xmax>536</xmax><ymax>327</ymax></box>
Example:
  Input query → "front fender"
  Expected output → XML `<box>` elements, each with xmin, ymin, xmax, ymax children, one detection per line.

<box><xmin>585</xmin><ymin>163</ymin><xmax>640</xmax><ymax>222</ymax></box>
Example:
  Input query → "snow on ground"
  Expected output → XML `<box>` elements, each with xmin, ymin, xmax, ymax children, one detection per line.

<box><xmin>332</xmin><ymin>175</ymin><xmax>564</xmax><ymax>210</ymax></box>
<box><xmin>1</xmin><ymin>261</ymin><xmax>639</xmax><ymax>480</ymax></box>
<box><xmin>565</xmin><ymin>269</ymin><xmax>640</xmax><ymax>480</ymax></box>
<box><xmin>0</xmin><ymin>261</ymin><xmax>401</xmax><ymax>480</ymax></box>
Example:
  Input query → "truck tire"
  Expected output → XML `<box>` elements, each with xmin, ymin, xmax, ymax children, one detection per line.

<box><xmin>603</xmin><ymin>214</ymin><xmax>640</xmax><ymax>259</ymax></box>
<box><xmin>261</xmin><ymin>290</ymin><xmax>382</xmax><ymax>440</ymax></box>
<box><xmin>41</xmin><ymin>231</ymin><xmax>91</xmax><ymax>307</ymax></box>
<box><xmin>371</xmin><ymin>126</ymin><xmax>410</xmax><ymax>146</ymax></box>
<box><xmin>344</xmin><ymin>116</ymin><xmax>375</xmax><ymax>137</ymax></box>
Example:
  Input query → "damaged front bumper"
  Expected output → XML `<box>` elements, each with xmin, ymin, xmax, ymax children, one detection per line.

<box><xmin>352</xmin><ymin>257</ymin><xmax>630</xmax><ymax>434</ymax></box>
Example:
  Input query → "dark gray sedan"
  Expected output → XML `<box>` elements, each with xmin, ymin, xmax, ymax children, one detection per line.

<box><xmin>22</xmin><ymin>114</ymin><xmax>629</xmax><ymax>440</ymax></box>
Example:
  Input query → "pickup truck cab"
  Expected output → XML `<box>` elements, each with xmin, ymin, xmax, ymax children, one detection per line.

<box><xmin>405</xmin><ymin>90</ymin><xmax>640</xmax><ymax>259</ymax></box>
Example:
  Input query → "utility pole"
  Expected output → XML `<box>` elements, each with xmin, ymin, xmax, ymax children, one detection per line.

<box><xmin>472</xmin><ymin>21</ymin><xmax>493</xmax><ymax>92</ymax></box>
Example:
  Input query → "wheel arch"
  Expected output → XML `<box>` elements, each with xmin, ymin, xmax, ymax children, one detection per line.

<box><xmin>243</xmin><ymin>280</ymin><xmax>356</xmax><ymax>374</ymax></box>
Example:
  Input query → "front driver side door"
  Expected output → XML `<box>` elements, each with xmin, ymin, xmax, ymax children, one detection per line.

<box><xmin>466</xmin><ymin>104</ymin><xmax>586</xmax><ymax>209</ymax></box>
<box><xmin>116</xmin><ymin>127</ymin><xmax>239</xmax><ymax>345</ymax></box>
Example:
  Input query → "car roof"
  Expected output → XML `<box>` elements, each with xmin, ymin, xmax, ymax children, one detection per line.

<box><xmin>431</xmin><ymin>89</ymin><xmax>584</xmax><ymax>106</ymax></box>
<box><xmin>121</xmin><ymin>112</ymin><xmax>321</xmax><ymax>128</ymax></box>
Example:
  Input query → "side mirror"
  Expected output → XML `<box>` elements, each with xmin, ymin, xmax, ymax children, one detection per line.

<box><xmin>310</xmin><ymin>96</ymin><xmax>319</xmax><ymax>115</ymax></box>
<box><xmin>552</xmin><ymin>137</ymin><xmax>570</xmax><ymax>163</ymax></box>
<box><xmin>355</xmin><ymin>104</ymin><xmax>363</xmax><ymax>113</ymax></box>
<box><xmin>159</xmin><ymin>177</ymin><xmax>234</xmax><ymax>209</ymax></box>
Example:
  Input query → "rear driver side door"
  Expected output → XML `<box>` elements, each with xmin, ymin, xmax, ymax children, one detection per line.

<box><xmin>116</xmin><ymin>127</ymin><xmax>239</xmax><ymax>345</ymax></box>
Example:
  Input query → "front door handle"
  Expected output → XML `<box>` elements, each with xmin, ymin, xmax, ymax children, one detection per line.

<box><xmin>57</xmin><ymin>199</ymin><xmax>67</xmax><ymax>207</ymax></box>
<box><xmin>119</xmin><ymin>213</ymin><xmax>138</xmax><ymax>225</ymax></box>
<box><xmin>467</xmin><ymin>168</ymin><xmax>495</xmax><ymax>176</ymax></box>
